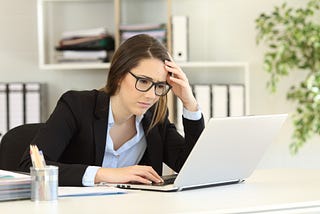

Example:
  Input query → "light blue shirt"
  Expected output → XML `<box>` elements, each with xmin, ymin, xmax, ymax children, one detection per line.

<box><xmin>82</xmin><ymin>102</ymin><xmax>202</xmax><ymax>186</ymax></box>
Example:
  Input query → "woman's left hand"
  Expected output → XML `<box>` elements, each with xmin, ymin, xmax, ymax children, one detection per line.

<box><xmin>165</xmin><ymin>55</ymin><xmax>198</xmax><ymax>112</ymax></box>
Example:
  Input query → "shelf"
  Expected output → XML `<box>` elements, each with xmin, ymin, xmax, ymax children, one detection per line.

<box><xmin>41</xmin><ymin>0</ymin><xmax>111</xmax><ymax>2</ymax></box>
<box><xmin>38</xmin><ymin>61</ymin><xmax>249</xmax><ymax>70</ymax></box>
<box><xmin>177</xmin><ymin>61</ymin><xmax>249</xmax><ymax>68</ymax></box>
<box><xmin>39</xmin><ymin>62</ymin><xmax>110</xmax><ymax>70</ymax></box>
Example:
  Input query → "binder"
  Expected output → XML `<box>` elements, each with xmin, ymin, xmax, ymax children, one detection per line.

<box><xmin>211</xmin><ymin>84</ymin><xmax>228</xmax><ymax>118</ymax></box>
<box><xmin>229</xmin><ymin>84</ymin><xmax>245</xmax><ymax>117</ymax></box>
<box><xmin>0</xmin><ymin>83</ymin><xmax>7</xmax><ymax>139</ymax></box>
<box><xmin>193</xmin><ymin>84</ymin><xmax>211</xmax><ymax>123</ymax></box>
<box><xmin>25</xmin><ymin>83</ymin><xmax>41</xmax><ymax>124</ymax></box>
<box><xmin>175</xmin><ymin>97</ymin><xmax>184</xmax><ymax>135</ymax></box>
<box><xmin>172</xmin><ymin>16</ymin><xmax>188</xmax><ymax>62</ymax></box>
<box><xmin>8</xmin><ymin>83</ymin><xmax>24</xmax><ymax>129</ymax></box>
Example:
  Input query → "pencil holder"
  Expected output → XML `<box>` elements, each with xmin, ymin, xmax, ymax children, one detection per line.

<box><xmin>30</xmin><ymin>165</ymin><xmax>58</xmax><ymax>201</ymax></box>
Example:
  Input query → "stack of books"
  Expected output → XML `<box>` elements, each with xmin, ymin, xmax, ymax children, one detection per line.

<box><xmin>55</xmin><ymin>27</ymin><xmax>115</xmax><ymax>63</ymax></box>
<box><xmin>120</xmin><ymin>23</ymin><xmax>167</xmax><ymax>46</ymax></box>
<box><xmin>0</xmin><ymin>170</ymin><xmax>31</xmax><ymax>201</ymax></box>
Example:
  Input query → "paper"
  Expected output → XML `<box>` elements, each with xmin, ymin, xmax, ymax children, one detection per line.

<box><xmin>59</xmin><ymin>186</ymin><xmax>126</xmax><ymax>197</ymax></box>
<box><xmin>0</xmin><ymin>170</ymin><xmax>31</xmax><ymax>201</ymax></box>
<box><xmin>0</xmin><ymin>170</ymin><xmax>30</xmax><ymax>179</ymax></box>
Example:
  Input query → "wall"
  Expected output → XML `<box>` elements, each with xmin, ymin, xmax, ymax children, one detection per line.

<box><xmin>0</xmin><ymin>0</ymin><xmax>319</xmax><ymax>169</ymax></box>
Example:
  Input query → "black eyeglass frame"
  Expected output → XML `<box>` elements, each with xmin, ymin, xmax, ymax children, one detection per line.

<box><xmin>128</xmin><ymin>71</ymin><xmax>172</xmax><ymax>96</ymax></box>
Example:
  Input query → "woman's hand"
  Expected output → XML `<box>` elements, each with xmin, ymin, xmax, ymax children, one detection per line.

<box><xmin>94</xmin><ymin>165</ymin><xmax>163</xmax><ymax>184</ymax></box>
<box><xmin>165</xmin><ymin>54</ymin><xmax>198</xmax><ymax>112</ymax></box>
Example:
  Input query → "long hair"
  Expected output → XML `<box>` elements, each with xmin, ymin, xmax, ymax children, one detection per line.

<box><xmin>103</xmin><ymin>34</ymin><xmax>170</xmax><ymax>133</ymax></box>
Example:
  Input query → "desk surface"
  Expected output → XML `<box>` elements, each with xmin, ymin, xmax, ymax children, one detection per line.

<box><xmin>1</xmin><ymin>169</ymin><xmax>320</xmax><ymax>214</ymax></box>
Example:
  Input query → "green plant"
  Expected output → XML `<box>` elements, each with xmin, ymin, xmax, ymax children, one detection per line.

<box><xmin>255</xmin><ymin>0</ymin><xmax>320</xmax><ymax>154</ymax></box>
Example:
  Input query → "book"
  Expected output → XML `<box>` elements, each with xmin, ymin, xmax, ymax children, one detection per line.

<box><xmin>0</xmin><ymin>170</ymin><xmax>31</xmax><ymax>201</ymax></box>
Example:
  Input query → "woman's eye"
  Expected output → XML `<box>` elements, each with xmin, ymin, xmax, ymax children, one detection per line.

<box><xmin>157</xmin><ymin>84</ymin><xmax>165</xmax><ymax>89</ymax></box>
<box><xmin>139</xmin><ymin>79</ymin><xmax>150</xmax><ymax>85</ymax></box>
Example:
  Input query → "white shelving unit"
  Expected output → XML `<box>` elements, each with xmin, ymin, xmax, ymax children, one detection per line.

<box><xmin>179</xmin><ymin>61</ymin><xmax>250</xmax><ymax>115</ymax></box>
<box><xmin>36</xmin><ymin>0</ymin><xmax>250</xmax><ymax>121</ymax></box>
<box><xmin>37</xmin><ymin>0</ymin><xmax>116</xmax><ymax>70</ymax></box>
<box><xmin>37</xmin><ymin>0</ymin><xmax>172</xmax><ymax>70</ymax></box>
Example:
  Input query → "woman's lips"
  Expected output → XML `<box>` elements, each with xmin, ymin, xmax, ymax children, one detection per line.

<box><xmin>138</xmin><ymin>102</ymin><xmax>151</xmax><ymax>109</ymax></box>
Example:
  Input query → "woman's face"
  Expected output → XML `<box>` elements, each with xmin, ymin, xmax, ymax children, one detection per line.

<box><xmin>117</xmin><ymin>58</ymin><xmax>168</xmax><ymax>116</ymax></box>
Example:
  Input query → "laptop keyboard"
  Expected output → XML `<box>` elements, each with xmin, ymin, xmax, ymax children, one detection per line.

<box><xmin>151</xmin><ymin>174</ymin><xmax>178</xmax><ymax>186</ymax></box>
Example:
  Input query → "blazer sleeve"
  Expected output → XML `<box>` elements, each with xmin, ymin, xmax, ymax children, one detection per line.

<box><xmin>19</xmin><ymin>91</ymin><xmax>95</xmax><ymax>186</ymax></box>
<box><xmin>162</xmin><ymin>114</ymin><xmax>205</xmax><ymax>173</ymax></box>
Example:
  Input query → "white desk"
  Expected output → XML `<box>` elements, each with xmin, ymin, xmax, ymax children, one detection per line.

<box><xmin>1</xmin><ymin>169</ymin><xmax>320</xmax><ymax>213</ymax></box>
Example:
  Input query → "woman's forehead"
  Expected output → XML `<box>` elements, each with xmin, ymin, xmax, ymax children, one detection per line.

<box><xmin>131</xmin><ymin>58</ymin><xmax>167</xmax><ymax>81</ymax></box>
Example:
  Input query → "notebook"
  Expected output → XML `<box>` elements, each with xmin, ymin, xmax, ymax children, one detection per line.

<box><xmin>114</xmin><ymin>114</ymin><xmax>287</xmax><ymax>192</ymax></box>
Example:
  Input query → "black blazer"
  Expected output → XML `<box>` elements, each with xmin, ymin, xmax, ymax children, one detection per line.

<box><xmin>19</xmin><ymin>90</ymin><xmax>204</xmax><ymax>186</ymax></box>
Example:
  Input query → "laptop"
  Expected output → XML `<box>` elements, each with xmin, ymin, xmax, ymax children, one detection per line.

<box><xmin>114</xmin><ymin>114</ymin><xmax>287</xmax><ymax>192</ymax></box>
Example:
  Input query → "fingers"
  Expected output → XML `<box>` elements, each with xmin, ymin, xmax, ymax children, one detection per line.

<box><xmin>132</xmin><ymin>165</ymin><xmax>163</xmax><ymax>184</ymax></box>
<box><xmin>95</xmin><ymin>166</ymin><xmax>163</xmax><ymax>185</ymax></box>
<box><xmin>165</xmin><ymin>60</ymin><xmax>187</xmax><ymax>81</ymax></box>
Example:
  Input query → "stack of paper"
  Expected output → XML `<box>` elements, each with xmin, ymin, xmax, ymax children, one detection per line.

<box><xmin>0</xmin><ymin>170</ymin><xmax>31</xmax><ymax>201</ymax></box>
<box><xmin>120</xmin><ymin>23</ymin><xmax>167</xmax><ymax>46</ymax></box>
<box><xmin>59</xmin><ymin>186</ymin><xmax>126</xmax><ymax>197</ymax></box>
<box><xmin>55</xmin><ymin>27</ymin><xmax>114</xmax><ymax>63</ymax></box>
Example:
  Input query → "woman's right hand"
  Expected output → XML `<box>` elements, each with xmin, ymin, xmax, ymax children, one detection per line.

<box><xmin>94</xmin><ymin>165</ymin><xmax>163</xmax><ymax>184</ymax></box>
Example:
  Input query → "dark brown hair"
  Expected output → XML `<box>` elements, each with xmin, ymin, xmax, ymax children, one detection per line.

<box><xmin>103</xmin><ymin>34</ymin><xmax>170</xmax><ymax>132</ymax></box>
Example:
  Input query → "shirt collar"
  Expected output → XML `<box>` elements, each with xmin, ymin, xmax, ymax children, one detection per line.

<box><xmin>108</xmin><ymin>100</ymin><xmax>144</xmax><ymax>127</ymax></box>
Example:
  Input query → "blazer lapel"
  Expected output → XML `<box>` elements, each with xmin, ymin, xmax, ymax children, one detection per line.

<box><xmin>141</xmin><ymin>110</ymin><xmax>163</xmax><ymax>174</ymax></box>
<box><xmin>93</xmin><ymin>91</ymin><xmax>109</xmax><ymax>166</ymax></box>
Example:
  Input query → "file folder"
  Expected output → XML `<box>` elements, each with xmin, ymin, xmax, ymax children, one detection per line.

<box><xmin>172</xmin><ymin>16</ymin><xmax>188</xmax><ymax>62</ymax></box>
<box><xmin>25</xmin><ymin>83</ymin><xmax>41</xmax><ymax>124</ymax></box>
<box><xmin>211</xmin><ymin>84</ymin><xmax>228</xmax><ymax>118</ymax></box>
<box><xmin>175</xmin><ymin>97</ymin><xmax>184</xmax><ymax>135</ymax></box>
<box><xmin>229</xmin><ymin>84</ymin><xmax>245</xmax><ymax>116</ymax></box>
<box><xmin>8</xmin><ymin>83</ymin><xmax>24</xmax><ymax>129</ymax></box>
<box><xmin>0</xmin><ymin>83</ymin><xmax>7</xmax><ymax>139</ymax></box>
<box><xmin>193</xmin><ymin>84</ymin><xmax>211</xmax><ymax>123</ymax></box>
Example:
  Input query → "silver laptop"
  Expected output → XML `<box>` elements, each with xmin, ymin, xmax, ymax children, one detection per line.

<box><xmin>115</xmin><ymin>114</ymin><xmax>287</xmax><ymax>192</ymax></box>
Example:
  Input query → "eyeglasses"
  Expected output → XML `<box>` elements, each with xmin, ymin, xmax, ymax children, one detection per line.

<box><xmin>128</xmin><ymin>71</ymin><xmax>172</xmax><ymax>96</ymax></box>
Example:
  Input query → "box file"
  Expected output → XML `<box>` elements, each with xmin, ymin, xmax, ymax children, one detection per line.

<box><xmin>175</xmin><ymin>97</ymin><xmax>184</xmax><ymax>135</ymax></box>
<box><xmin>193</xmin><ymin>84</ymin><xmax>211</xmax><ymax>123</ymax></box>
<box><xmin>229</xmin><ymin>84</ymin><xmax>245</xmax><ymax>116</ymax></box>
<box><xmin>8</xmin><ymin>83</ymin><xmax>24</xmax><ymax>130</ymax></box>
<box><xmin>212</xmin><ymin>85</ymin><xmax>228</xmax><ymax>118</ymax></box>
<box><xmin>0</xmin><ymin>83</ymin><xmax>7</xmax><ymax>140</ymax></box>
<box><xmin>172</xmin><ymin>16</ymin><xmax>188</xmax><ymax>62</ymax></box>
<box><xmin>25</xmin><ymin>83</ymin><xmax>42</xmax><ymax>124</ymax></box>
<box><xmin>0</xmin><ymin>83</ymin><xmax>46</xmax><ymax>139</ymax></box>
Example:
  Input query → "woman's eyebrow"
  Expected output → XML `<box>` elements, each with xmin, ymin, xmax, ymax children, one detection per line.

<box><xmin>136</xmin><ymin>74</ymin><xmax>166</xmax><ymax>83</ymax></box>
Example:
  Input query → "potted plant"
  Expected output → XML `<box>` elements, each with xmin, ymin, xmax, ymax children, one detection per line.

<box><xmin>255</xmin><ymin>0</ymin><xmax>320</xmax><ymax>154</ymax></box>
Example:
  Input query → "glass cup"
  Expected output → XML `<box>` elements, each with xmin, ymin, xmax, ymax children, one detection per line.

<box><xmin>30</xmin><ymin>165</ymin><xmax>58</xmax><ymax>201</ymax></box>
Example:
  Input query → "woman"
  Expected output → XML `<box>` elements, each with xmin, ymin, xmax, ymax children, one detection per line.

<box><xmin>19</xmin><ymin>34</ymin><xmax>204</xmax><ymax>186</ymax></box>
